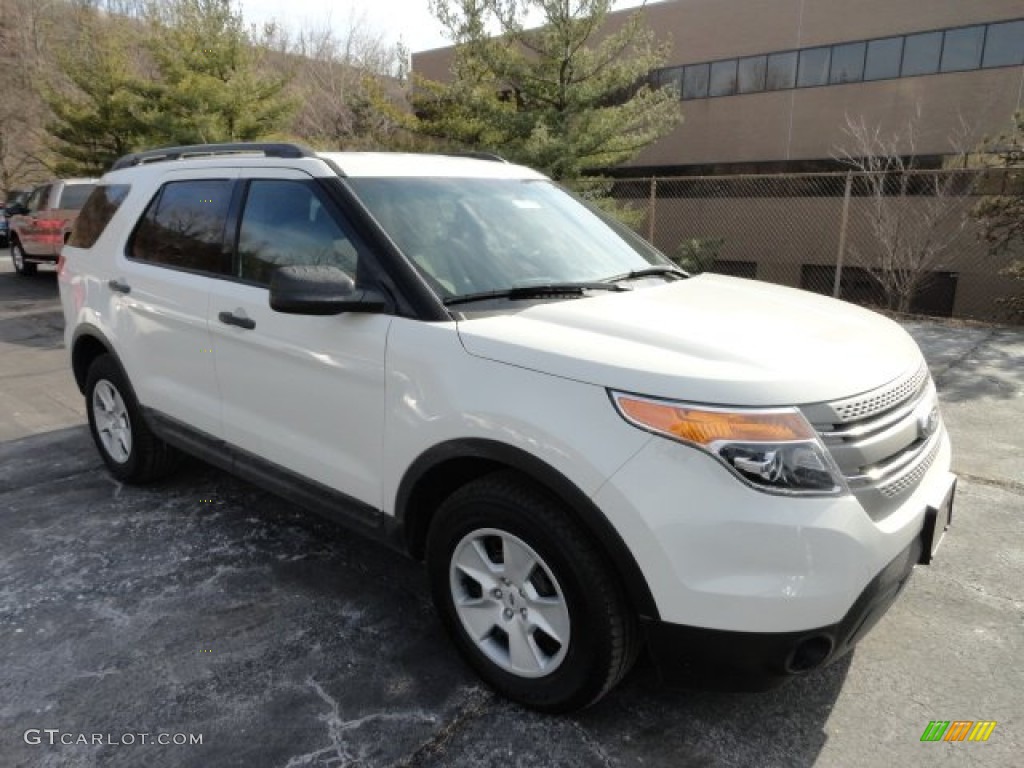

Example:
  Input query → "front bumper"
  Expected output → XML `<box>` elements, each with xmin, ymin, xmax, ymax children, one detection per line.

<box><xmin>592</xmin><ymin>426</ymin><xmax>953</xmax><ymax>632</ymax></box>
<box><xmin>643</xmin><ymin>536</ymin><xmax>921</xmax><ymax>690</ymax></box>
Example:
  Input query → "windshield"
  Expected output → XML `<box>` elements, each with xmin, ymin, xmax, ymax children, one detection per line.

<box><xmin>346</xmin><ymin>178</ymin><xmax>671</xmax><ymax>299</ymax></box>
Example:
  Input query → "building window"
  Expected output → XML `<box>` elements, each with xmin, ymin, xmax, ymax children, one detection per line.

<box><xmin>709</xmin><ymin>60</ymin><xmax>738</xmax><ymax>97</ymax></box>
<box><xmin>864</xmin><ymin>37</ymin><xmax>903</xmax><ymax>81</ymax></box>
<box><xmin>651</xmin><ymin>66</ymin><xmax>683</xmax><ymax>92</ymax></box>
<box><xmin>682</xmin><ymin>63</ymin><xmax>710</xmax><ymax>99</ymax></box>
<box><xmin>901</xmin><ymin>31</ymin><xmax>942</xmax><ymax>76</ymax></box>
<box><xmin>941</xmin><ymin>25</ymin><xmax>985</xmax><ymax>72</ymax></box>
<box><xmin>738</xmin><ymin>55</ymin><xmax>767</xmax><ymax>93</ymax></box>
<box><xmin>765</xmin><ymin>51</ymin><xmax>797</xmax><ymax>90</ymax></box>
<box><xmin>983</xmin><ymin>20</ymin><xmax>1024</xmax><ymax>68</ymax></box>
<box><xmin>797</xmin><ymin>47</ymin><xmax>831</xmax><ymax>87</ymax></box>
<box><xmin>649</xmin><ymin>17</ymin><xmax>1024</xmax><ymax>101</ymax></box>
<box><xmin>830</xmin><ymin>42</ymin><xmax>866</xmax><ymax>84</ymax></box>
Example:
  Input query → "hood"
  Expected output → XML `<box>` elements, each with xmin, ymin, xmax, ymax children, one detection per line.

<box><xmin>456</xmin><ymin>274</ymin><xmax>924</xmax><ymax>406</ymax></box>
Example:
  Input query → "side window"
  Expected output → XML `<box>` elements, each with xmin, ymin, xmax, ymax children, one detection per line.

<box><xmin>236</xmin><ymin>180</ymin><xmax>360</xmax><ymax>286</ymax></box>
<box><xmin>69</xmin><ymin>184</ymin><xmax>131</xmax><ymax>248</ymax></box>
<box><xmin>27</xmin><ymin>186</ymin><xmax>50</xmax><ymax>213</ymax></box>
<box><xmin>57</xmin><ymin>183</ymin><xmax>97</xmax><ymax>211</ymax></box>
<box><xmin>129</xmin><ymin>179</ymin><xmax>232</xmax><ymax>274</ymax></box>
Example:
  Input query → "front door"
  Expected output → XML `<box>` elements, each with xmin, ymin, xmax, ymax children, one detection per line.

<box><xmin>207</xmin><ymin>170</ymin><xmax>391</xmax><ymax>507</ymax></box>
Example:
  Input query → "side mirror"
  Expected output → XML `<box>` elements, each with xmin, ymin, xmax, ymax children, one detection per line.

<box><xmin>269</xmin><ymin>265</ymin><xmax>387</xmax><ymax>315</ymax></box>
<box><xmin>6</xmin><ymin>204</ymin><xmax>28</xmax><ymax>217</ymax></box>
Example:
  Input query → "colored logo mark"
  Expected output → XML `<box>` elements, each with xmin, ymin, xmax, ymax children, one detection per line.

<box><xmin>920</xmin><ymin>720</ymin><xmax>997</xmax><ymax>742</ymax></box>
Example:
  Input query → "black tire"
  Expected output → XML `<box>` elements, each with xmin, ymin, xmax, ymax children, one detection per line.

<box><xmin>426</xmin><ymin>471</ymin><xmax>639</xmax><ymax>712</ymax></box>
<box><xmin>11</xmin><ymin>240</ymin><xmax>37</xmax><ymax>276</ymax></box>
<box><xmin>85</xmin><ymin>354</ymin><xmax>180</xmax><ymax>483</ymax></box>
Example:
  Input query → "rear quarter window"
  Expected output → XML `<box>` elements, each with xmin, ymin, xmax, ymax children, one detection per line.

<box><xmin>69</xmin><ymin>185</ymin><xmax>131</xmax><ymax>248</ymax></box>
<box><xmin>57</xmin><ymin>184</ymin><xmax>97</xmax><ymax>211</ymax></box>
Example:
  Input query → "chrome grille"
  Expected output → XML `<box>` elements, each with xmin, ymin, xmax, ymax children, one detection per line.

<box><xmin>877</xmin><ymin>435</ymin><xmax>942</xmax><ymax>498</ymax></box>
<box><xmin>830</xmin><ymin>362</ymin><xmax>929</xmax><ymax>423</ymax></box>
<box><xmin>802</xmin><ymin>361</ymin><xmax>942</xmax><ymax>520</ymax></box>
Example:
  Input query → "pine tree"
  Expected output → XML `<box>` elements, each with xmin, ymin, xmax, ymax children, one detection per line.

<box><xmin>43</xmin><ymin>9</ymin><xmax>154</xmax><ymax>176</ymax></box>
<box><xmin>410</xmin><ymin>0</ymin><xmax>680</xmax><ymax>180</ymax></box>
<box><xmin>142</xmin><ymin>0</ymin><xmax>295</xmax><ymax>145</ymax></box>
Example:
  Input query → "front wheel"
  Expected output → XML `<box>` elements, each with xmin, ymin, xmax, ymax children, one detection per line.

<box><xmin>11</xmin><ymin>240</ymin><xmax>37</xmax><ymax>276</ymax></box>
<box><xmin>426</xmin><ymin>471</ymin><xmax>639</xmax><ymax>712</ymax></box>
<box><xmin>85</xmin><ymin>355</ymin><xmax>179</xmax><ymax>483</ymax></box>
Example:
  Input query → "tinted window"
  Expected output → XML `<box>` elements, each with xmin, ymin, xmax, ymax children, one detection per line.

<box><xmin>68</xmin><ymin>185</ymin><xmax>130</xmax><ymax>248</ymax></box>
<box><xmin>682</xmin><ymin>63</ymin><xmax>709</xmax><ymax>99</ymax></box>
<box><xmin>830</xmin><ymin>42</ymin><xmax>865</xmax><ymax>83</ymax></box>
<box><xmin>902</xmin><ymin>31</ymin><xmax>942</xmax><ymax>76</ymax></box>
<box><xmin>57</xmin><ymin>184</ymin><xmax>96</xmax><ymax>211</ymax></box>
<box><xmin>983</xmin><ymin>20</ymin><xmax>1024</xmax><ymax>68</ymax></box>
<box><xmin>941</xmin><ymin>26</ymin><xmax>984</xmax><ymax>72</ymax></box>
<box><xmin>864</xmin><ymin>37</ymin><xmax>903</xmax><ymax>80</ymax></box>
<box><xmin>797</xmin><ymin>47</ymin><xmax>831</xmax><ymax>87</ymax></box>
<box><xmin>738</xmin><ymin>55</ymin><xmax>766</xmax><ymax>93</ymax></box>
<box><xmin>129</xmin><ymin>180</ymin><xmax>232</xmax><ymax>274</ymax></box>
<box><xmin>766</xmin><ymin>51</ymin><xmax>798</xmax><ymax>90</ymax></box>
<box><xmin>709</xmin><ymin>60</ymin><xmax>738</xmax><ymax>97</ymax></box>
<box><xmin>237</xmin><ymin>180</ymin><xmax>360</xmax><ymax>286</ymax></box>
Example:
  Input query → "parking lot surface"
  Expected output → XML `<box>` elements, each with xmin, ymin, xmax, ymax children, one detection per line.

<box><xmin>1</xmin><ymin>262</ymin><xmax>1021</xmax><ymax>767</ymax></box>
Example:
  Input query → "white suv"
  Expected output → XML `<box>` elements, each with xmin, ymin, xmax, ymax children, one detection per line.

<box><xmin>59</xmin><ymin>143</ymin><xmax>955</xmax><ymax>712</ymax></box>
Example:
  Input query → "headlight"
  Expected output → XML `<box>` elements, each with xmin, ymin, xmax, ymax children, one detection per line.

<box><xmin>611</xmin><ymin>392</ymin><xmax>847</xmax><ymax>496</ymax></box>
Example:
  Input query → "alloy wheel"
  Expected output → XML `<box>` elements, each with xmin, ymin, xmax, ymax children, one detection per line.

<box><xmin>449</xmin><ymin>528</ymin><xmax>571</xmax><ymax>678</ymax></box>
<box><xmin>92</xmin><ymin>379</ymin><xmax>132</xmax><ymax>463</ymax></box>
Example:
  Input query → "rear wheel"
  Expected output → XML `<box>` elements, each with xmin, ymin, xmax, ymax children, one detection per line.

<box><xmin>426</xmin><ymin>471</ymin><xmax>639</xmax><ymax>712</ymax></box>
<box><xmin>11</xmin><ymin>240</ymin><xmax>37</xmax><ymax>276</ymax></box>
<box><xmin>85</xmin><ymin>355</ymin><xmax>179</xmax><ymax>483</ymax></box>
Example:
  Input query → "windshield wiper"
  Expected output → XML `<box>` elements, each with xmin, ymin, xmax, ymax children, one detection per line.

<box><xmin>604</xmin><ymin>265</ymin><xmax>689</xmax><ymax>283</ymax></box>
<box><xmin>444</xmin><ymin>282</ymin><xmax>626</xmax><ymax>307</ymax></box>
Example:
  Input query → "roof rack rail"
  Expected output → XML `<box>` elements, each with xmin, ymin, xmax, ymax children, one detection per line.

<box><xmin>110</xmin><ymin>142</ymin><xmax>316</xmax><ymax>171</ymax></box>
<box><xmin>444</xmin><ymin>151</ymin><xmax>508</xmax><ymax>163</ymax></box>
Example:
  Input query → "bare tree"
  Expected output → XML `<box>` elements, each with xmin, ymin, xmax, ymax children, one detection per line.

<box><xmin>833</xmin><ymin>111</ymin><xmax>978</xmax><ymax>313</ymax></box>
<box><xmin>0</xmin><ymin>0</ymin><xmax>59</xmax><ymax>193</ymax></box>
<box><xmin>272</xmin><ymin>13</ymin><xmax>408</xmax><ymax>149</ymax></box>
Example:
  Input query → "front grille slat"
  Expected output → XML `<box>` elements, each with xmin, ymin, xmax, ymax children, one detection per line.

<box><xmin>829</xmin><ymin>363</ymin><xmax>928</xmax><ymax>424</ymax></box>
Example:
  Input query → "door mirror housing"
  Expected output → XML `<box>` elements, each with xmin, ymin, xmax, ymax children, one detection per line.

<box><xmin>5</xmin><ymin>204</ymin><xmax>28</xmax><ymax>217</ymax></box>
<box><xmin>269</xmin><ymin>265</ymin><xmax>387</xmax><ymax>315</ymax></box>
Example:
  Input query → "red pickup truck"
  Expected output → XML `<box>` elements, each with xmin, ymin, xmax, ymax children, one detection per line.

<box><xmin>8</xmin><ymin>179</ymin><xmax>97</xmax><ymax>276</ymax></box>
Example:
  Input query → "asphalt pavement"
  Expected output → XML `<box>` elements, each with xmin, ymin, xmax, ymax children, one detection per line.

<box><xmin>0</xmin><ymin>260</ymin><xmax>1021</xmax><ymax>767</ymax></box>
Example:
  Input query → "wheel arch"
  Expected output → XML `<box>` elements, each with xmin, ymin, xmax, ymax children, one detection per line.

<box><xmin>71</xmin><ymin>326</ymin><xmax>120</xmax><ymax>394</ymax></box>
<box><xmin>396</xmin><ymin>438</ymin><xmax>660</xmax><ymax>621</ymax></box>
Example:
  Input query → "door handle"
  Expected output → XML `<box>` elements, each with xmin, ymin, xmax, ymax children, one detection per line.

<box><xmin>218</xmin><ymin>311</ymin><xmax>255</xmax><ymax>330</ymax></box>
<box><xmin>108</xmin><ymin>279</ymin><xmax>131</xmax><ymax>294</ymax></box>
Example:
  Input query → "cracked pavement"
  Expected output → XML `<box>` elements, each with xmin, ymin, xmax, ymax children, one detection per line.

<box><xmin>1</xmin><ymin>263</ymin><xmax>1021</xmax><ymax>767</ymax></box>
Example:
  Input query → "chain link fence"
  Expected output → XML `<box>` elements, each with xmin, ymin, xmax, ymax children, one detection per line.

<box><xmin>570</xmin><ymin>168</ymin><xmax>1023</xmax><ymax>325</ymax></box>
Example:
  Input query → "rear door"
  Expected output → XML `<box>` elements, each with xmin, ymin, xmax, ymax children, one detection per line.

<box><xmin>110</xmin><ymin>169</ymin><xmax>238</xmax><ymax>437</ymax></box>
<box><xmin>207</xmin><ymin>169</ymin><xmax>391</xmax><ymax>506</ymax></box>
